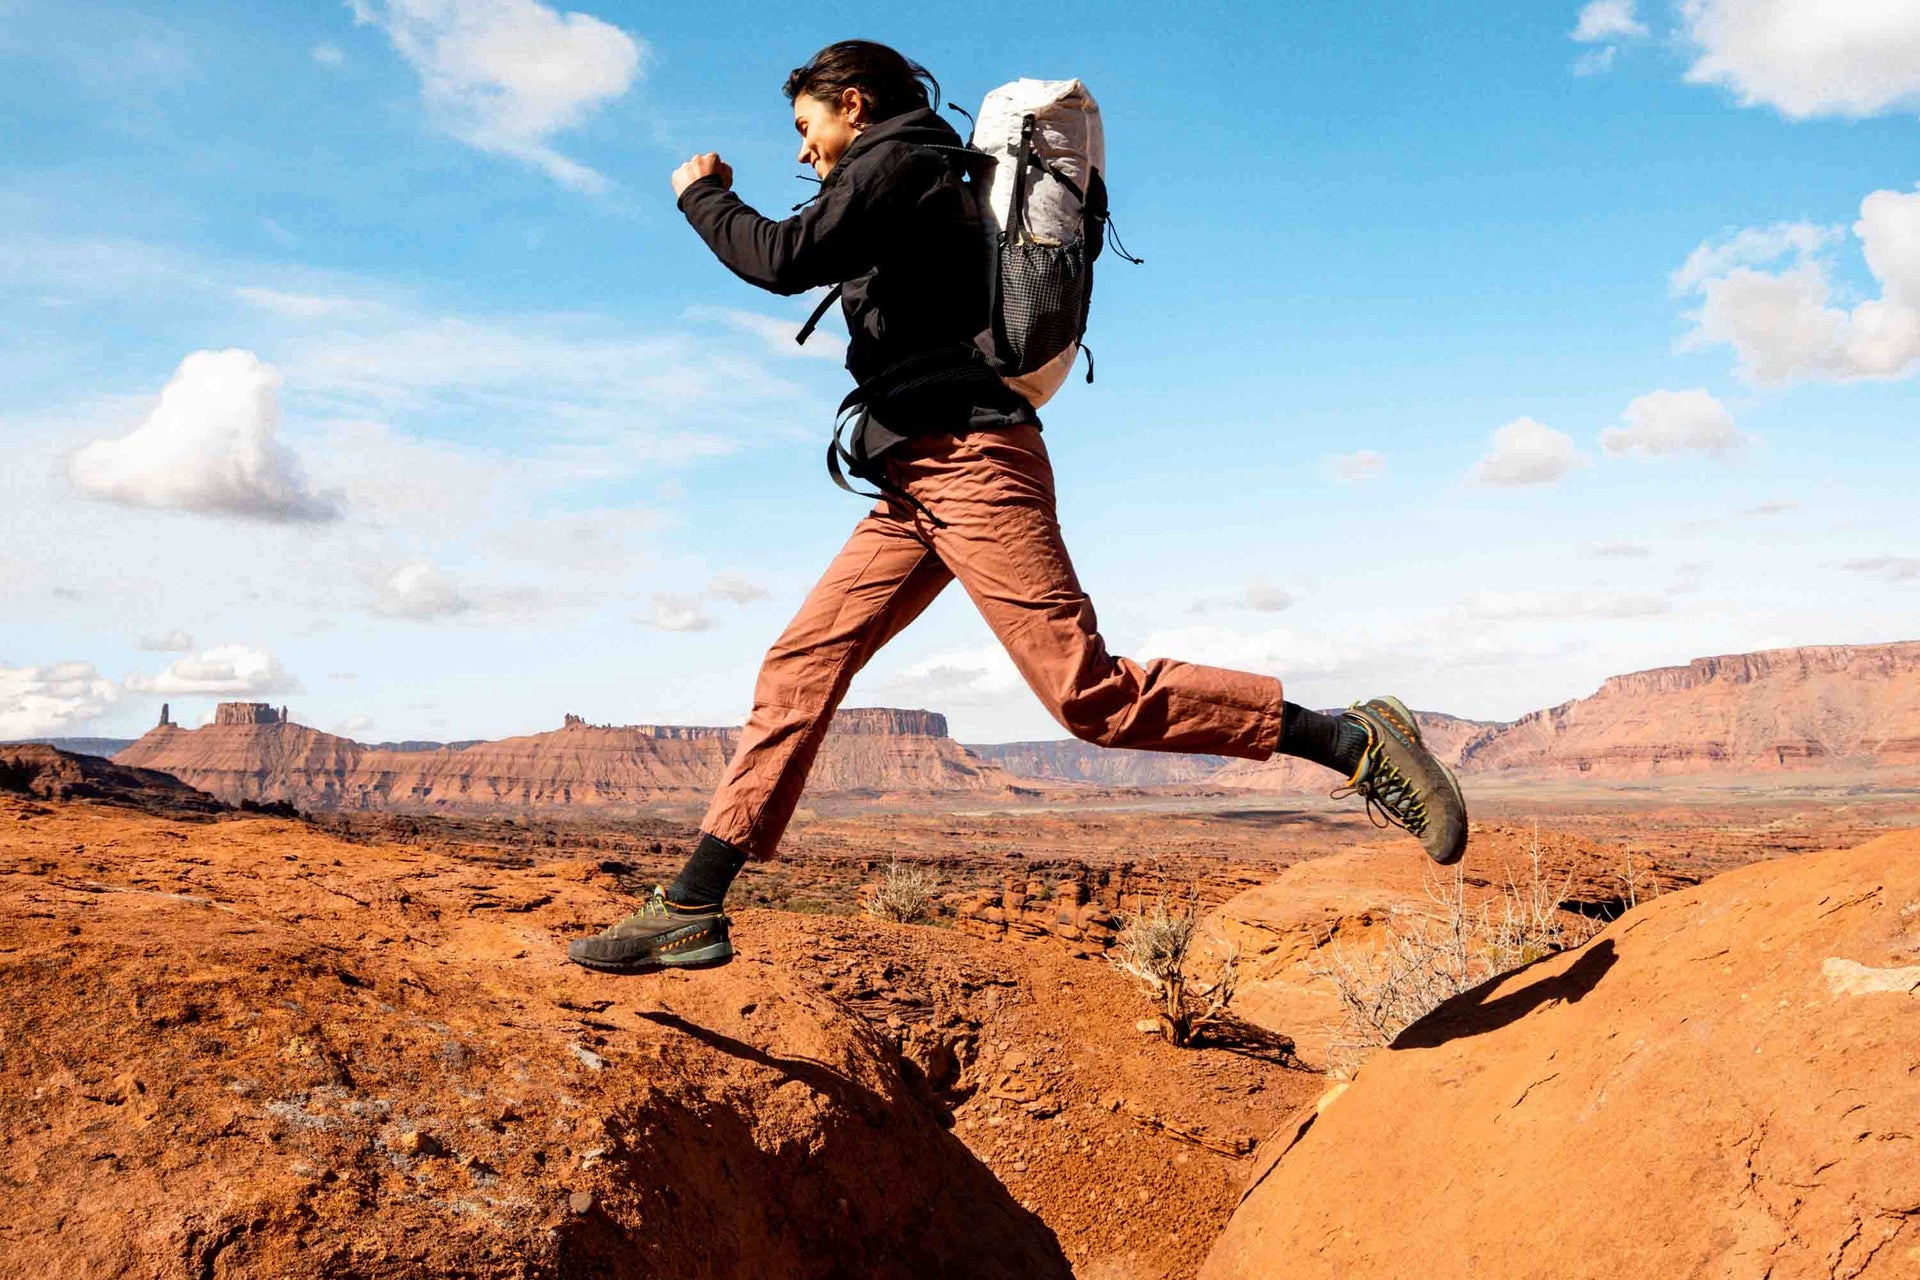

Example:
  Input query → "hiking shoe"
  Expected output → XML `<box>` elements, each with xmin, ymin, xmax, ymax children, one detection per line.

<box><xmin>566</xmin><ymin>887</ymin><xmax>733</xmax><ymax>974</ymax></box>
<box><xmin>1335</xmin><ymin>695</ymin><xmax>1469</xmax><ymax>866</ymax></box>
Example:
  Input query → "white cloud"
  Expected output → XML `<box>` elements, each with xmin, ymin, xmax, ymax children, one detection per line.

<box><xmin>1588</xmin><ymin>541</ymin><xmax>1652</xmax><ymax>559</ymax></box>
<box><xmin>1330</xmin><ymin>449</ymin><xmax>1385</xmax><ymax>483</ymax></box>
<box><xmin>1569</xmin><ymin>1</ymin><xmax>1645</xmax><ymax>76</ymax></box>
<box><xmin>137</xmin><ymin>629</ymin><xmax>194</xmax><ymax>652</ymax></box>
<box><xmin>1459</xmin><ymin>590</ymin><xmax>1671</xmax><ymax>620</ymax></box>
<box><xmin>1738</xmin><ymin>499</ymin><xmax>1797</xmax><ymax>518</ymax></box>
<box><xmin>485</xmin><ymin>508</ymin><xmax>655</xmax><ymax>568</ymax></box>
<box><xmin>367</xmin><ymin>562</ymin><xmax>472</xmax><ymax>621</ymax></box>
<box><xmin>877</xmin><ymin>644</ymin><xmax>1028</xmax><ymax>710</ymax></box>
<box><xmin>67</xmin><ymin>349</ymin><xmax>340</xmax><ymax>522</ymax></box>
<box><xmin>1680</xmin><ymin>0</ymin><xmax>1920</xmax><ymax>119</ymax></box>
<box><xmin>1601</xmin><ymin>389</ymin><xmax>1744</xmax><ymax>458</ymax></box>
<box><xmin>0</xmin><ymin>662</ymin><xmax>119</xmax><ymax>740</ymax></box>
<box><xmin>1245</xmin><ymin>583</ymin><xmax>1294</xmax><ymax>612</ymax></box>
<box><xmin>1133</xmin><ymin>625</ymin><xmax>1368</xmax><ymax>683</ymax></box>
<box><xmin>1679</xmin><ymin>188</ymin><xmax>1920</xmax><ymax>384</ymax></box>
<box><xmin>706</xmin><ymin>574</ymin><xmax>769</xmax><ymax>604</ymax></box>
<box><xmin>233</xmin><ymin>285</ymin><xmax>375</xmax><ymax>318</ymax></box>
<box><xmin>1572</xmin><ymin>46</ymin><xmax>1619</xmax><ymax>77</ymax></box>
<box><xmin>337</xmin><ymin>713</ymin><xmax>376</xmax><ymax>734</ymax></box>
<box><xmin>1671</xmin><ymin>221</ymin><xmax>1842</xmax><ymax>293</ymax></box>
<box><xmin>1839</xmin><ymin>556</ymin><xmax>1920</xmax><ymax>583</ymax></box>
<box><xmin>683</xmin><ymin>306</ymin><xmax>846</xmax><ymax>361</ymax></box>
<box><xmin>277</xmin><ymin>316</ymin><xmax>800</xmax><ymax>462</ymax></box>
<box><xmin>126</xmin><ymin>644</ymin><xmax>301</xmax><ymax>697</ymax></box>
<box><xmin>349</xmin><ymin>0</ymin><xmax>644</xmax><ymax>192</ymax></box>
<box><xmin>312</xmin><ymin>42</ymin><xmax>345</xmax><ymax>68</ymax></box>
<box><xmin>1573</xmin><ymin>0</ymin><xmax>1647</xmax><ymax>42</ymax></box>
<box><xmin>1192</xmin><ymin>582</ymin><xmax>1296</xmax><ymax>615</ymax></box>
<box><xmin>1469</xmin><ymin>417</ymin><xmax>1587</xmax><ymax>488</ymax></box>
<box><xmin>642</xmin><ymin>593</ymin><xmax>716</xmax><ymax>632</ymax></box>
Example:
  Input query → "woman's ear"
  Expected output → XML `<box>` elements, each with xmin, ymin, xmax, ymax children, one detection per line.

<box><xmin>839</xmin><ymin>86</ymin><xmax>867</xmax><ymax>128</ymax></box>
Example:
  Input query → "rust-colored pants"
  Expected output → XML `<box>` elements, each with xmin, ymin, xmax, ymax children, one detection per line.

<box><xmin>700</xmin><ymin>423</ymin><xmax>1286</xmax><ymax>858</ymax></box>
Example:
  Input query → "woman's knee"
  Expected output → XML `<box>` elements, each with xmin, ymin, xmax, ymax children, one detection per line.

<box><xmin>1051</xmin><ymin>693</ymin><xmax>1124</xmax><ymax>749</ymax></box>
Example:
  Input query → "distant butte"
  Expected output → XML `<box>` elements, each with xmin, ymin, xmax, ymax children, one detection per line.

<box><xmin>1457</xmin><ymin>641</ymin><xmax>1920</xmax><ymax>777</ymax></box>
<box><xmin>103</xmin><ymin>641</ymin><xmax>1920</xmax><ymax>810</ymax></box>
<box><xmin>112</xmin><ymin>705</ymin><xmax>1040</xmax><ymax>812</ymax></box>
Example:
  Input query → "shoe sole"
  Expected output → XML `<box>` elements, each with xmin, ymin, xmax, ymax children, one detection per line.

<box><xmin>566</xmin><ymin>939</ymin><xmax>735</xmax><ymax>975</ymax></box>
<box><xmin>1428</xmin><ymin>760</ymin><xmax>1469</xmax><ymax>866</ymax></box>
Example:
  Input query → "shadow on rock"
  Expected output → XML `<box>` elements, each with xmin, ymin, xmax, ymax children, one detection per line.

<box><xmin>581</xmin><ymin>1009</ymin><xmax>1070</xmax><ymax>1280</ymax></box>
<box><xmin>1393</xmin><ymin>939</ymin><xmax>1616</xmax><ymax>1050</ymax></box>
<box><xmin>1193</xmin><ymin>1014</ymin><xmax>1303</xmax><ymax>1067</ymax></box>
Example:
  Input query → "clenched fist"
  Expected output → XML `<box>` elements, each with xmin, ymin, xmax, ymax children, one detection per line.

<box><xmin>671</xmin><ymin>152</ymin><xmax>733</xmax><ymax>198</ymax></box>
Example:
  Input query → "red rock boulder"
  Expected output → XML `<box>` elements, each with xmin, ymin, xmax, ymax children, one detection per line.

<box><xmin>1201</xmin><ymin>831</ymin><xmax>1920</xmax><ymax>1280</ymax></box>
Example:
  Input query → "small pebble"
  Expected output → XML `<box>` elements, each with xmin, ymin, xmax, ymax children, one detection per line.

<box><xmin>391</xmin><ymin>1131</ymin><xmax>442</xmax><ymax>1157</ymax></box>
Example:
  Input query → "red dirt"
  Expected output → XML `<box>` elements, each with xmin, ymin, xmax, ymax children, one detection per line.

<box><xmin>0</xmin><ymin>793</ymin><xmax>1323</xmax><ymax>1279</ymax></box>
<box><xmin>9</xmin><ymin>742</ymin><xmax>1917</xmax><ymax>1278</ymax></box>
<box><xmin>0</xmin><ymin>795</ymin><xmax>1070</xmax><ymax>1279</ymax></box>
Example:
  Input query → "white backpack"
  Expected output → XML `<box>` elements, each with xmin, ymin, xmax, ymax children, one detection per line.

<box><xmin>969</xmin><ymin>78</ymin><xmax>1138</xmax><ymax>408</ymax></box>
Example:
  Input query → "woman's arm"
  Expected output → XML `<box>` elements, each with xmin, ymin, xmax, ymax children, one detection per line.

<box><xmin>676</xmin><ymin>149</ymin><xmax>892</xmax><ymax>296</ymax></box>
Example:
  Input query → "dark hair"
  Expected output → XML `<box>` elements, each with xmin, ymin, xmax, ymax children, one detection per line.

<box><xmin>784</xmin><ymin>40</ymin><xmax>940</xmax><ymax>122</ymax></box>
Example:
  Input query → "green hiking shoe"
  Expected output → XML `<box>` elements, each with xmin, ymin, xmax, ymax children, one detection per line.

<box><xmin>566</xmin><ymin>887</ymin><xmax>734</xmax><ymax>974</ymax></box>
<box><xmin>1336</xmin><ymin>695</ymin><xmax>1470</xmax><ymax>866</ymax></box>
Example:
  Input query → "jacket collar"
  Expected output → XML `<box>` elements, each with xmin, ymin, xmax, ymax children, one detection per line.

<box><xmin>822</xmin><ymin>106</ymin><xmax>959</xmax><ymax>186</ymax></box>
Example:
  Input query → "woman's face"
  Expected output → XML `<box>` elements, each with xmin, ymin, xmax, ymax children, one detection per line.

<box><xmin>794</xmin><ymin>88</ymin><xmax>866</xmax><ymax>179</ymax></box>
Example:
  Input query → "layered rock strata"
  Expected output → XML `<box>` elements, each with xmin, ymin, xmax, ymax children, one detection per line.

<box><xmin>955</xmin><ymin>875</ymin><xmax>1121</xmax><ymax>956</ymax></box>
<box><xmin>115</xmin><ymin>706</ymin><xmax>1033</xmax><ymax>812</ymax></box>
<box><xmin>1458</xmin><ymin>641</ymin><xmax>1920</xmax><ymax>776</ymax></box>
<box><xmin>963</xmin><ymin>740</ymin><xmax>1230</xmax><ymax>787</ymax></box>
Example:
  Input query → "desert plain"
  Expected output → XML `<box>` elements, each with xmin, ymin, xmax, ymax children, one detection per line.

<box><xmin>3</xmin><ymin>641</ymin><xmax>1918</xmax><ymax>1278</ymax></box>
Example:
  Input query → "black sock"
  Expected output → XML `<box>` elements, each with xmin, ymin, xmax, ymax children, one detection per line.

<box><xmin>665</xmin><ymin>833</ymin><xmax>747</xmax><ymax>913</ymax></box>
<box><xmin>1278</xmin><ymin>701</ymin><xmax>1370</xmax><ymax>778</ymax></box>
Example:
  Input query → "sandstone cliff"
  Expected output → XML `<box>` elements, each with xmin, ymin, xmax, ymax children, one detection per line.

<box><xmin>114</xmin><ymin>706</ymin><xmax>1033</xmax><ymax>812</ymax></box>
<box><xmin>964</xmin><ymin>739</ymin><xmax>1230</xmax><ymax>787</ymax></box>
<box><xmin>1458</xmin><ymin>641</ymin><xmax>1920</xmax><ymax>776</ymax></box>
<box><xmin>0</xmin><ymin>744</ymin><xmax>228</xmax><ymax>817</ymax></box>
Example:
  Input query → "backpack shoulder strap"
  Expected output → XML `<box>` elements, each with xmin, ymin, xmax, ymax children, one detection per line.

<box><xmin>795</xmin><ymin>284</ymin><xmax>844</xmax><ymax>346</ymax></box>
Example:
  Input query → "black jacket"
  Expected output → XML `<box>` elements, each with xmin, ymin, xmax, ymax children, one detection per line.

<box><xmin>678</xmin><ymin>107</ymin><xmax>1036</xmax><ymax>446</ymax></box>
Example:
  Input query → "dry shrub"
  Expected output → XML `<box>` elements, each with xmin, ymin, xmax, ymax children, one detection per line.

<box><xmin>1311</xmin><ymin>830</ymin><xmax>1602</xmax><ymax>1065</ymax></box>
<box><xmin>1109</xmin><ymin>889</ymin><xmax>1238</xmax><ymax>1048</ymax></box>
<box><xmin>862</xmin><ymin>860</ymin><xmax>939</xmax><ymax>924</ymax></box>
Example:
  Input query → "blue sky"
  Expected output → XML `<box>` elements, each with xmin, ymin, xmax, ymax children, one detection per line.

<box><xmin>4</xmin><ymin>0</ymin><xmax>1918</xmax><ymax>745</ymax></box>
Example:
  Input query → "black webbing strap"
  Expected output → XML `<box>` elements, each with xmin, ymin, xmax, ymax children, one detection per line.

<box><xmin>826</xmin><ymin>412</ymin><xmax>947</xmax><ymax>529</ymax></box>
<box><xmin>823</xmin><ymin>346</ymin><xmax>1006</xmax><ymax>529</ymax></box>
<box><xmin>1007</xmin><ymin>114</ymin><xmax>1036</xmax><ymax>240</ymax></box>
<box><xmin>796</xmin><ymin>284</ymin><xmax>844</xmax><ymax>346</ymax></box>
<box><xmin>989</xmin><ymin>115</ymin><xmax>1039</xmax><ymax>369</ymax></box>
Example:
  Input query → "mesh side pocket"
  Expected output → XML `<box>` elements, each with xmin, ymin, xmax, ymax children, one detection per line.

<box><xmin>998</xmin><ymin>238</ymin><xmax>1089</xmax><ymax>376</ymax></box>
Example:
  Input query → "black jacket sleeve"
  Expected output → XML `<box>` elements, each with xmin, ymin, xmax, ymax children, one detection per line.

<box><xmin>676</xmin><ymin>148</ymin><xmax>899</xmax><ymax>296</ymax></box>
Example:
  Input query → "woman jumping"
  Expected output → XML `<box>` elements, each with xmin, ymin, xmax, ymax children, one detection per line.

<box><xmin>568</xmin><ymin>40</ymin><xmax>1467</xmax><ymax>974</ymax></box>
